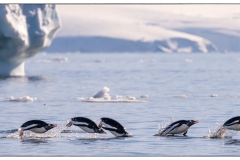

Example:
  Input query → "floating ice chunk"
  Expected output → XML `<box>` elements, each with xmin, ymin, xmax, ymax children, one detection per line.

<box><xmin>93</xmin><ymin>87</ymin><xmax>110</xmax><ymax>99</ymax></box>
<box><xmin>177</xmin><ymin>94</ymin><xmax>187</xmax><ymax>98</ymax></box>
<box><xmin>8</xmin><ymin>96</ymin><xmax>34</xmax><ymax>102</ymax></box>
<box><xmin>81</xmin><ymin>87</ymin><xmax>145</xmax><ymax>103</ymax></box>
<box><xmin>5</xmin><ymin>96</ymin><xmax>15</xmax><ymax>100</ymax></box>
<box><xmin>210</xmin><ymin>94</ymin><xmax>218</xmax><ymax>97</ymax></box>
<box><xmin>74</xmin><ymin>97</ymin><xmax>86</xmax><ymax>100</ymax></box>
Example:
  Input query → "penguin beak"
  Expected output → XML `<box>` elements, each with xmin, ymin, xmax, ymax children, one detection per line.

<box><xmin>193</xmin><ymin>120</ymin><xmax>199</xmax><ymax>124</ymax></box>
<box><xmin>98</xmin><ymin>122</ymin><xmax>102</xmax><ymax>128</ymax></box>
<box><xmin>66</xmin><ymin>120</ymin><xmax>73</xmax><ymax>127</ymax></box>
<box><xmin>52</xmin><ymin>124</ymin><xmax>57</xmax><ymax>128</ymax></box>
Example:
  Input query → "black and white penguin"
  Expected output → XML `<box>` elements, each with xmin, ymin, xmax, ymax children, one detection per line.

<box><xmin>18</xmin><ymin>120</ymin><xmax>57</xmax><ymax>136</ymax></box>
<box><xmin>66</xmin><ymin>117</ymin><xmax>106</xmax><ymax>134</ymax></box>
<box><xmin>159</xmin><ymin>120</ymin><xmax>198</xmax><ymax>136</ymax></box>
<box><xmin>221</xmin><ymin>116</ymin><xmax>240</xmax><ymax>131</ymax></box>
<box><xmin>98</xmin><ymin>117</ymin><xmax>131</xmax><ymax>137</ymax></box>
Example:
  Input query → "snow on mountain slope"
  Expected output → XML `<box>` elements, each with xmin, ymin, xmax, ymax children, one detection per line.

<box><xmin>45</xmin><ymin>4</ymin><xmax>240</xmax><ymax>53</ymax></box>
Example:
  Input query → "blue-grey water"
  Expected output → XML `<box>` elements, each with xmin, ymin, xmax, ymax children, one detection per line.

<box><xmin>1</xmin><ymin>53</ymin><xmax>240</xmax><ymax>156</ymax></box>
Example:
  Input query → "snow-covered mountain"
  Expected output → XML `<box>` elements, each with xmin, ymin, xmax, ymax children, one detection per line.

<box><xmin>44</xmin><ymin>4</ymin><xmax>240</xmax><ymax>53</ymax></box>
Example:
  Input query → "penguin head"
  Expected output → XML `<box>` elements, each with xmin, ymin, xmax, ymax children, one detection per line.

<box><xmin>98</xmin><ymin>117</ymin><xmax>110</xmax><ymax>128</ymax></box>
<box><xmin>45</xmin><ymin>123</ymin><xmax>57</xmax><ymax>130</ymax></box>
<box><xmin>187</xmin><ymin>120</ymin><xmax>199</xmax><ymax>127</ymax></box>
<box><xmin>100</xmin><ymin>117</ymin><xmax>109</xmax><ymax>122</ymax></box>
<box><xmin>99</xmin><ymin>117</ymin><xmax>115</xmax><ymax>126</ymax></box>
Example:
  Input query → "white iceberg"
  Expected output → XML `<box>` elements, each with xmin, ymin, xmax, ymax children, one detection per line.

<box><xmin>0</xmin><ymin>4</ymin><xmax>61</xmax><ymax>76</ymax></box>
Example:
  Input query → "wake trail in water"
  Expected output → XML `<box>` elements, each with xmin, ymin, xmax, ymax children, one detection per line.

<box><xmin>0</xmin><ymin>126</ymin><xmax>116</xmax><ymax>140</ymax></box>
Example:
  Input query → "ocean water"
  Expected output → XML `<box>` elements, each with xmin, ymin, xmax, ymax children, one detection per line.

<box><xmin>1</xmin><ymin>52</ymin><xmax>240</xmax><ymax>156</ymax></box>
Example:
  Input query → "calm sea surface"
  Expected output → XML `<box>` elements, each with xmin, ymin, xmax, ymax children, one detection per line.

<box><xmin>1</xmin><ymin>53</ymin><xmax>240</xmax><ymax>156</ymax></box>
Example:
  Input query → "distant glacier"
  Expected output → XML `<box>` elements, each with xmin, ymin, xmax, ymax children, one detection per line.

<box><xmin>44</xmin><ymin>36</ymin><xmax>218</xmax><ymax>53</ymax></box>
<box><xmin>44</xmin><ymin>5</ymin><xmax>240</xmax><ymax>54</ymax></box>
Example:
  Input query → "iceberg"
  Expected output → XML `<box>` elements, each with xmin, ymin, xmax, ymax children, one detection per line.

<box><xmin>0</xmin><ymin>4</ymin><xmax>61</xmax><ymax>76</ymax></box>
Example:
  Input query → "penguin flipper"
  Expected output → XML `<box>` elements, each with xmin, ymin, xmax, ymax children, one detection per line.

<box><xmin>183</xmin><ymin>130</ymin><xmax>188</xmax><ymax>136</ymax></box>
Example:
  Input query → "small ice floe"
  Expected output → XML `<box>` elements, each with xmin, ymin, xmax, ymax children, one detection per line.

<box><xmin>81</xmin><ymin>87</ymin><xmax>146</xmax><ymax>103</ymax></box>
<box><xmin>210</xmin><ymin>94</ymin><xmax>218</xmax><ymax>97</ymax></box>
<box><xmin>7</xmin><ymin>96</ymin><xmax>35</xmax><ymax>102</ymax></box>
<box><xmin>74</xmin><ymin>97</ymin><xmax>86</xmax><ymax>100</ymax></box>
<box><xmin>140</xmin><ymin>94</ymin><xmax>149</xmax><ymax>98</ymax></box>
<box><xmin>177</xmin><ymin>94</ymin><xmax>187</xmax><ymax>98</ymax></box>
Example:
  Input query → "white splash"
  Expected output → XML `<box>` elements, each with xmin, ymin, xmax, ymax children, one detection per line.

<box><xmin>203</xmin><ymin>121</ymin><xmax>237</xmax><ymax>139</ymax></box>
<box><xmin>157</xmin><ymin>117</ymin><xmax>173</xmax><ymax>135</ymax></box>
<box><xmin>203</xmin><ymin>126</ymin><xmax>233</xmax><ymax>139</ymax></box>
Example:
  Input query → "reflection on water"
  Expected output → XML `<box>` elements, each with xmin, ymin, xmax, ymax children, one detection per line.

<box><xmin>0</xmin><ymin>75</ymin><xmax>52</xmax><ymax>82</ymax></box>
<box><xmin>21</xmin><ymin>138</ymin><xmax>49</xmax><ymax>144</ymax></box>
<box><xmin>225</xmin><ymin>139</ymin><xmax>240</xmax><ymax>145</ymax></box>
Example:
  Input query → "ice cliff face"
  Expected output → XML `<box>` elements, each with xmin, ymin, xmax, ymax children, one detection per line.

<box><xmin>0</xmin><ymin>4</ymin><xmax>60</xmax><ymax>76</ymax></box>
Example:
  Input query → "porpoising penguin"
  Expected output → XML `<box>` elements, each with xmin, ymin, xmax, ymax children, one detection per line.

<box><xmin>98</xmin><ymin>117</ymin><xmax>131</xmax><ymax>137</ymax></box>
<box><xmin>221</xmin><ymin>116</ymin><xmax>240</xmax><ymax>131</ymax></box>
<box><xmin>18</xmin><ymin>120</ymin><xmax>57</xmax><ymax>137</ymax></box>
<box><xmin>66</xmin><ymin>117</ymin><xmax>106</xmax><ymax>134</ymax></box>
<box><xmin>159</xmin><ymin>120</ymin><xmax>198</xmax><ymax>136</ymax></box>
